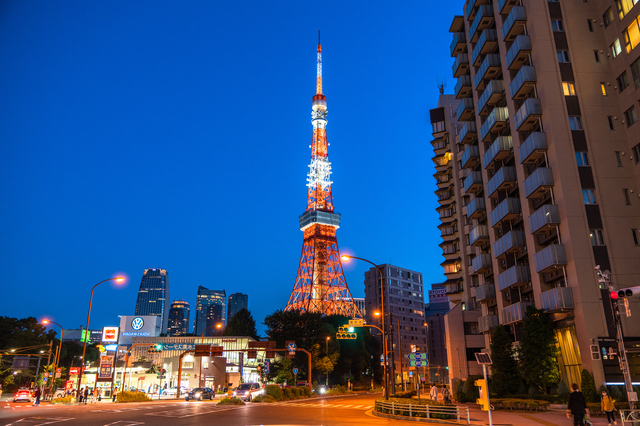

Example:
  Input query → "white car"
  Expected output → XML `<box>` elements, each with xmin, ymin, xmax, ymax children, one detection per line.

<box><xmin>162</xmin><ymin>386</ymin><xmax>188</xmax><ymax>396</ymax></box>
<box><xmin>233</xmin><ymin>383</ymin><xmax>263</xmax><ymax>401</ymax></box>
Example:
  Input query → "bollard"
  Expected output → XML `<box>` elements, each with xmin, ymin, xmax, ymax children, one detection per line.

<box><xmin>426</xmin><ymin>405</ymin><xmax>430</xmax><ymax>419</ymax></box>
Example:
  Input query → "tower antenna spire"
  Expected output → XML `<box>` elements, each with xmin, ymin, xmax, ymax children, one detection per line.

<box><xmin>316</xmin><ymin>29</ymin><xmax>322</xmax><ymax>95</ymax></box>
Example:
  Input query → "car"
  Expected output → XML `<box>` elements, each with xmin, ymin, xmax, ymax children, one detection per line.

<box><xmin>162</xmin><ymin>386</ymin><xmax>188</xmax><ymax>396</ymax></box>
<box><xmin>232</xmin><ymin>383</ymin><xmax>263</xmax><ymax>401</ymax></box>
<box><xmin>184</xmin><ymin>387</ymin><xmax>214</xmax><ymax>401</ymax></box>
<box><xmin>13</xmin><ymin>388</ymin><xmax>32</xmax><ymax>403</ymax></box>
<box><xmin>52</xmin><ymin>388</ymin><xmax>66</xmax><ymax>398</ymax></box>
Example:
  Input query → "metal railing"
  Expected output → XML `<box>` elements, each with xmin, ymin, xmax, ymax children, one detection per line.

<box><xmin>374</xmin><ymin>399</ymin><xmax>470</xmax><ymax>424</ymax></box>
<box><xmin>620</xmin><ymin>409</ymin><xmax>640</xmax><ymax>425</ymax></box>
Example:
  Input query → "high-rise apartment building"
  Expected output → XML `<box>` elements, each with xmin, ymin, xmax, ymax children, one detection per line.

<box><xmin>352</xmin><ymin>297</ymin><xmax>366</xmax><ymax>316</ymax></box>
<box><xmin>167</xmin><ymin>300</ymin><xmax>190</xmax><ymax>336</ymax></box>
<box><xmin>134</xmin><ymin>268</ymin><xmax>170</xmax><ymax>334</ymax></box>
<box><xmin>431</xmin><ymin>0</ymin><xmax>640</xmax><ymax>388</ymax></box>
<box><xmin>227</xmin><ymin>293</ymin><xmax>248</xmax><ymax>322</ymax></box>
<box><xmin>194</xmin><ymin>286</ymin><xmax>226</xmax><ymax>336</ymax></box>
<box><xmin>363</xmin><ymin>264</ymin><xmax>425</xmax><ymax>385</ymax></box>
<box><xmin>424</xmin><ymin>284</ymin><xmax>449</xmax><ymax>384</ymax></box>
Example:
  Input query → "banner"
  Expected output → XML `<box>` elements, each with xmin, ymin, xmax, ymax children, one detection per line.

<box><xmin>428</xmin><ymin>288</ymin><xmax>448</xmax><ymax>304</ymax></box>
<box><xmin>98</xmin><ymin>355</ymin><xmax>114</xmax><ymax>379</ymax></box>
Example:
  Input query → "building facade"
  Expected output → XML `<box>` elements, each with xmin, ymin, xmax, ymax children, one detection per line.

<box><xmin>363</xmin><ymin>264</ymin><xmax>425</xmax><ymax>385</ymax></box>
<box><xmin>424</xmin><ymin>284</ymin><xmax>449</xmax><ymax>384</ymax></box>
<box><xmin>352</xmin><ymin>297</ymin><xmax>366</xmax><ymax>316</ymax></box>
<box><xmin>194</xmin><ymin>286</ymin><xmax>226</xmax><ymax>336</ymax></box>
<box><xmin>167</xmin><ymin>300</ymin><xmax>190</xmax><ymax>336</ymax></box>
<box><xmin>134</xmin><ymin>268</ymin><xmax>170</xmax><ymax>334</ymax></box>
<box><xmin>431</xmin><ymin>0</ymin><xmax>640</xmax><ymax>389</ymax></box>
<box><xmin>227</xmin><ymin>293</ymin><xmax>248</xmax><ymax>322</ymax></box>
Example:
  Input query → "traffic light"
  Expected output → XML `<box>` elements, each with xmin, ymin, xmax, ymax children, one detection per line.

<box><xmin>475</xmin><ymin>379</ymin><xmax>489</xmax><ymax>411</ymax></box>
<box><xmin>336</xmin><ymin>325</ymin><xmax>357</xmax><ymax>339</ymax></box>
<box><xmin>148</xmin><ymin>344</ymin><xmax>163</xmax><ymax>354</ymax></box>
<box><xmin>610</xmin><ymin>286</ymin><xmax>640</xmax><ymax>299</ymax></box>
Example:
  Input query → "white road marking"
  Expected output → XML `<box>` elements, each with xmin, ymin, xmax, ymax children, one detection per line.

<box><xmin>146</xmin><ymin>405</ymin><xmax>242</xmax><ymax>418</ymax></box>
<box><xmin>6</xmin><ymin>417</ymin><xmax>74</xmax><ymax>426</ymax></box>
<box><xmin>103</xmin><ymin>421</ymin><xmax>145</xmax><ymax>425</ymax></box>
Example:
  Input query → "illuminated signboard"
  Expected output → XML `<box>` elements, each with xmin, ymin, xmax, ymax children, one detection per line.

<box><xmin>161</xmin><ymin>343</ymin><xmax>196</xmax><ymax>351</ymax></box>
<box><xmin>102</xmin><ymin>327</ymin><xmax>120</xmax><ymax>343</ymax></box>
<box><xmin>98</xmin><ymin>355</ymin><xmax>114</xmax><ymax>379</ymax></box>
<box><xmin>69</xmin><ymin>367</ymin><xmax>80</xmax><ymax>375</ymax></box>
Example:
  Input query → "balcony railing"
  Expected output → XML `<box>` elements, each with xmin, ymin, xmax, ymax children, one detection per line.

<box><xmin>474</xmin><ymin>54</ymin><xmax>501</xmax><ymax>90</ymax></box>
<box><xmin>502</xmin><ymin>6</ymin><xmax>527</xmax><ymax>42</ymax></box>
<box><xmin>486</xmin><ymin>166</ymin><xmax>517</xmax><ymax>198</ymax></box>
<box><xmin>472</xmin><ymin>253</ymin><xmax>493</xmax><ymax>274</ymax></box>
<box><xmin>506</xmin><ymin>35</ymin><xmax>531</xmax><ymax>70</ymax></box>
<box><xmin>445</xmin><ymin>283</ymin><xmax>464</xmax><ymax>295</ymax></box>
<box><xmin>469</xmin><ymin>5</ymin><xmax>495</xmax><ymax>42</ymax></box>
<box><xmin>467</xmin><ymin>196</ymin><xmax>486</xmax><ymax>219</ymax></box>
<box><xmin>493</xmin><ymin>230</ymin><xmax>526</xmax><ymax>258</ymax></box>
<box><xmin>455</xmin><ymin>75</ymin><xmax>472</xmax><ymax>99</ymax></box>
<box><xmin>540</xmin><ymin>287</ymin><xmax>574</xmax><ymax>313</ymax></box>
<box><xmin>462</xmin><ymin>145</ymin><xmax>480</xmax><ymax>168</ymax></box>
<box><xmin>433</xmin><ymin>153</ymin><xmax>451</xmax><ymax>169</ymax></box>
<box><xmin>471</xmin><ymin>29</ymin><xmax>498</xmax><ymax>66</ymax></box>
<box><xmin>478</xmin><ymin>314</ymin><xmax>499</xmax><ymax>332</ymax></box>
<box><xmin>519</xmin><ymin>132</ymin><xmax>547</xmax><ymax>164</ymax></box>
<box><xmin>500</xmin><ymin>301</ymin><xmax>531</xmax><ymax>324</ymax></box>
<box><xmin>470</xmin><ymin>224</ymin><xmax>489</xmax><ymax>246</ymax></box>
<box><xmin>432</xmin><ymin>139</ymin><xmax>448</xmax><ymax>151</ymax></box>
<box><xmin>456</xmin><ymin>97</ymin><xmax>475</xmax><ymax>121</ymax></box>
<box><xmin>465</xmin><ymin>0</ymin><xmax>477</xmax><ymax>21</ymax></box>
<box><xmin>498</xmin><ymin>0</ymin><xmax>518</xmax><ymax>15</ymax></box>
<box><xmin>438</xmin><ymin>206</ymin><xmax>456</xmax><ymax>219</ymax></box>
<box><xmin>476</xmin><ymin>283</ymin><xmax>496</xmax><ymax>302</ymax></box>
<box><xmin>435</xmin><ymin>172</ymin><xmax>450</xmax><ymax>185</ymax></box>
<box><xmin>436</xmin><ymin>189</ymin><xmax>454</xmax><ymax>201</ymax></box>
<box><xmin>477</xmin><ymin>80</ymin><xmax>504</xmax><ymax>115</ymax></box>
<box><xmin>453</xmin><ymin>53</ymin><xmax>470</xmax><ymax>78</ymax></box>
<box><xmin>534</xmin><ymin>244</ymin><xmax>566</xmax><ymax>273</ymax></box>
<box><xmin>464</xmin><ymin>171</ymin><xmax>483</xmax><ymax>193</ymax></box>
<box><xmin>529</xmin><ymin>204</ymin><xmax>560</xmax><ymax>235</ymax></box>
<box><xmin>480</xmin><ymin>106</ymin><xmax>509</xmax><ymax>142</ymax></box>
<box><xmin>514</xmin><ymin>97</ymin><xmax>542</xmax><ymax>131</ymax></box>
<box><xmin>510</xmin><ymin>66</ymin><xmax>537</xmax><ymax>100</ymax></box>
<box><xmin>524</xmin><ymin>167</ymin><xmax>553</xmax><ymax>198</ymax></box>
<box><xmin>440</xmin><ymin>224</ymin><xmax>458</xmax><ymax>237</ymax></box>
<box><xmin>459</xmin><ymin>121</ymin><xmax>477</xmax><ymax>144</ymax></box>
<box><xmin>483</xmin><ymin>136</ymin><xmax>512</xmax><ymax>170</ymax></box>
<box><xmin>489</xmin><ymin>197</ymin><xmax>521</xmax><ymax>228</ymax></box>
<box><xmin>498</xmin><ymin>265</ymin><xmax>531</xmax><ymax>291</ymax></box>
<box><xmin>450</xmin><ymin>32</ymin><xmax>467</xmax><ymax>57</ymax></box>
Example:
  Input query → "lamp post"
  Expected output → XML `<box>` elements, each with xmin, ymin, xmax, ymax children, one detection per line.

<box><xmin>199</xmin><ymin>323</ymin><xmax>222</xmax><ymax>387</ymax></box>
<box><xmin>423</xmin><ymin>322</ymin><xmax>429</xmax><ymax>390</ymax></box>
<box><xmin>374</xmin><ymin>311</ymin><xmax>403</xmax><ymax>394</ymax></box>
<box><xmin>340</xmin><ymin>255</ymin><xmax>388</xmax><ymax>400</ymax></box>
<box><xmin>76</xmin><ymin>276</ymin><xmax>125</xmax><ymax>400</ymax></box>
<box><xmin>325</xmin><ymin>337</ymin><xmax>330</xmax><ymax>387</ymax></box>
<box><xmin>42</xmin><ymin>320</ymin><xmax>64</xmax><ymax>399</ymax></box>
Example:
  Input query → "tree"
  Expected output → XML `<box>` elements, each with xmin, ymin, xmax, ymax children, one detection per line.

<box><xmin>519</xmin><ymin>306</ymin><xmax>560</xmax><ymax>393</ymax></box>
<box><xmin>263</xmin><ymin>309</ymin><xmax>325</xmax><ymax>349</ymax></box>
<box><xmin>223</xmin><ymin>308</ymin><xmax>259</xmax><ymax>340</ymax></box>
<box><xmin>266</xmin><ymin>358</ymin><xmax>294</xmax><ymax>384</ymax></box>
<box><xmin>581</xmin><ymin>369</ymin><xmax>598</xmax><ymax>403</ymax></box>
<box><xmin>489</xmin><ymin>325</ymin><xmax>521</xmax><ymax>396</ymax></box>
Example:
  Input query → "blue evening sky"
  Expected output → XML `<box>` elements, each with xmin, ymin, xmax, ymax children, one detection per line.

<box><xmin>0</xmin><ymin>0</ymin><xmax>463</xmax><ymax>336</ymax></box>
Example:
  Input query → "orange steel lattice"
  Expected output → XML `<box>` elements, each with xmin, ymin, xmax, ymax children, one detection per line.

<box><xmin>285</xmin><ymin>33</ymin><xmax>361</xmax><ymax>318</ymax></box>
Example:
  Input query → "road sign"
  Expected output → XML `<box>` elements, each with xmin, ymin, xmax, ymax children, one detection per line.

<box><xmin>287</xmin><ymin>342</ymin><xmax>297</xmax><ymax>354</ymax></box>
<box><xmin>293</xmin><ymin>368</ymin><xmax>298</xmax><ymax>375</ymax></box>
<box><xmin>44</xmin><ymin>372</ymin><xmax>49</xmax><ymax>377</ymax></box>
<box><xmin>43</xmin><ymin>377</ymin><xmax>48</xmax><ymax>383</ymax></box>
<box><xmin>408</xmin><ymin>371</ymin><xmax>413</xmax><ymax>377</ymax></box>
<box><xmin>157</xmin><ymin>375</ymin><xmax>166</xmax><ymax>379</ymax></box>
<box><xmin>264</xmin><ymin>359</ymin><xmax>270</xmax><ymax>374</ymax></box>
<box><xmin>348</xmin><ymin>319</ymin><xmax>364</xmax><ymax>327</ymax></box>
<box><xmin>408</xmin><ymin>353</ymin><xmax>425</xmax><ymax>360</ymax></box>
<box><xmin>409</xmin><ymin>360</ymin><xmax>428</xmax><ymax>367</ymax></box>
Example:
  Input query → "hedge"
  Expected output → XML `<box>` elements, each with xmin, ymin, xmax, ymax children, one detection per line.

<box><xmin>217</xmin><ymin>397</ymin><xmax>245</xmax><ymax>406</ymax></box>
<box><xmin>587</xmin><ymin>402</ymin><xmax>628</xmax><ymax>415</ymax></box>
<box><xmin>298</xmin><ymin>386</ymin><xmax>311</xmax><ymax>397</ymax></box>
<box><xmin>265</xmin><ymin>385</ymin><xmax>283</xmax><ymax>401</ymax></box>
<box><xmin>51</xmin><ymin>396</ymin><xmax>75</xmax><ymax>404</ymax></box>
<box><xmin>116</xmin><ymin>391</ymin><xmax>151</xmax><ymax>402</ymax></box>
<box><xmin>491</xmin><ymin>398</ymin><xmax>550</xmax><ymax>411</ymax></box>
<box><xmin>251</xmin><ymin>394</ymin><xmax>277</xmax><ymax>403</ymax></box>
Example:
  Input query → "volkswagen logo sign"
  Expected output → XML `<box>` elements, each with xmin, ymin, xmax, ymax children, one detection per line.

<box><xmin>131</xmin><ymin>317</ymin><xmax>144</xmax><ymax>331</ymax></box>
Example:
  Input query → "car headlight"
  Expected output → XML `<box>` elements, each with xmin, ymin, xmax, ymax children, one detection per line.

<box><xmin>232</xmin><ymin>392</ymin><xmax>236</xmax><ymax>396</ymax></box>
<box><xmin>195</xmin><ymin>392</ymin><xmax>201</xmax><ymax>397</ymax></box>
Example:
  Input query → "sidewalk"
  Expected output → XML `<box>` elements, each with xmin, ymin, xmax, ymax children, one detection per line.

<box><xmin>467</xmin><ymin>406</ymin><xmax>612</xmax><ymax>425</ymax></box>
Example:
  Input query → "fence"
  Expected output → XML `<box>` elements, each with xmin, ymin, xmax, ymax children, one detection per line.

<box><xmin>374</xmin><ymin>399</ymin><xmax>470</xmax><ymax>424</ymax></box>
<box><xmin>621</xmin><ymin>409</ymin><xmax>640</xmax><ymax>425</ymax></box>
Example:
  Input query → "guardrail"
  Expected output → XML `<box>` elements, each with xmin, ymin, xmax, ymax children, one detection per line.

<box><xmin>374</xmin><ymin>399</ymin><xmax>470</xmax><ymax>424</ymax></box>
<box><xmin>620</xmin><ymin>409</ymin><xmax>640</xmax><ymax>425</ymax></box>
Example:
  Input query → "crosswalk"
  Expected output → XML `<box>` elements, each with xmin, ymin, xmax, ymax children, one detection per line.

<box><xmin>279</xmin><ymin>402</ymin><xmax>373</xmax><ymax>410</ymax></box>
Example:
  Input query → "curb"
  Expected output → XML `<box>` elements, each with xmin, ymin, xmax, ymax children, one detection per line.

<box><xmin>372</xmin><ymin>409</ymin><xmax>465</xmax><ymax>424</ymax></box>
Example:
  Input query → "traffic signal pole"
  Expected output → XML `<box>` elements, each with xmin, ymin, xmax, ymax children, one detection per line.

<box><xmin>482</xmin><ymin>364</ymin><xmax>493</xmax><ymax>426</ymax></box>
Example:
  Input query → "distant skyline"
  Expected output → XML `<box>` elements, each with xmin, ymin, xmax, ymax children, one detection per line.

<box><xmin>0</xmin><ymin>0</ymin><xmax>463</xmax><ymax>336</ymax></box>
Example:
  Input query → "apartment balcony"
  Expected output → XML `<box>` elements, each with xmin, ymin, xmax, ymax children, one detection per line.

<box><xmin>489</xmin><ymin>197</ymin><xmax>521</xmax><ymax>228</ymax></box>
<box><xmin>467</xmin><ymin>196</ymin><xmax>486</xmax><ymax>219</ymax></box>
<box><xmin>477</xmin><ymin>80</ymin><xmax>504</xmax><ymax>116</ymax></box>
<box><xmin>540</xmin><ymin>287</ymin><xmax>574</xmax><ymax>313</ymax></box>
<box><xmin>433</xmin><ymin>153</ymin><xmax>452</xmax><ymax>171</ymax></box>
<box><xmin>510</xmin><ymin>66</ymin><xmax>537</xmax><ymax>100</ymax></box>
<box><xmin>464</xmin><ymin>171</ymin><xmax>483</xmax><ymax>193</ymax></box>
<box><xmin>486</xmin><ymin>166</ymin><xmax>517</xmax><ymax>198</ymax></box>
<box><xmin>455</xmin><ymin>75</ymin><xmax>473</xmax><ymax>99</ymax></box>
<box><xmin>524</xmin><ymin>167</ymin><xmax>553</xmax><ymax>198</ymax></box>
<box><xmin>519</xmin><ymin>132</ymin><xmax>547</xmax><ymax>164</ymax></box>
<box><xmin>476</xmin><ymin>283</ymin><xmax>496</xmax><ymax>302</ymax></box>
<box><xmin>450</xmin><ymin>32</ymin><xmax>467</xmax><ymax>57</ymax></box>
<box><xmin>471</xmin><ymin>29</ymin><xmax>498</xmax><ymax>66</ymax></box>
<box><xmin>529</xmin><ymin>204</ymin><xmax>560</xmax><ymax>235</ymax></box>
<box><xmin>461</xmin><ymin>145</ymin><xmax>480</xmax><ymax>168</ymax></box>
<box><xmin>506</xmin><ymin>35</ymin><xmax>531</xmax><ymax>70</ymax></box>
<box><xmin>470</xmin><ymin>224</ymin><xmax>489</xmax><ymax>246</ymax></box>
<box><xmin>493</xmin><ymin>230</ymin><xmax>526</xmax><ymax>258</ymax></box>
<box><xmin>478</xmin><ymin>314</ymin><xmax>499</xmax><ymax>333</ymax></box>
<box><xmin>474</xmin><ymin>54</ymin><xmax>501</xmax><ymax>90</ymax></box>
<box><xmin>497</xmin><ymin>265</ymin><xmax>531</xmax><ymax>291</ymax></box>
<box><xmin>483</xmin><ymin>136</ymin><xmax>512</xmax><ymax>170</ymax></box>
<box><xmin>432</xmin><ymin>138</ymin><xmax>449</xmax><ymax>153</ymax></box>
<box><xmin>436</xmin><ymin>187</ymin><xmax>454</xmax><ymax>202</ymax></box>
<box><xmin>439</xmin><ymin>221</ymin><xmax>458</xmax><ymax>237</ymax></box>
<box><xmin>434</xmin><ymin>172</ymin><xmax>451</xmax><ymax>186</ymax></box>
<box><xmin>445</xmin><ymin>282</ymin><xmax>464</xmax><ymax>295</ymax></box>
<box><xmin>514</xmin><ymin>98</ymin><xmax>542</xmax><ymax>131</ymax></box>
<box><xmin>469</xmin><ymin>5</ymin><xmax>495</xmax><ymax>42</ymax></box>
<box><xmin>480</xmin><ymin>107</ymin><xmax>509</xmax><ymax>142</ymax></box>
<box><xmin>456</xmin><ymin>97</ymin><xmax>475</xmax><ymax>121</ymax></box>
<box><xmin>534</xmin><ymin>244</ymin><xmax>567</xmax><ymax>273</ymax></box>
<box><xmin>453</xmin><ymin>53</ymin><xmax>470</xmax><ymax>78</ymax></box>
<box><xmin>441</xmin><ymin>239</ymin><xmax>460</xmax><ymax>255</ymax></box>
<box><xmin>498</xmin><ymin>0</ymin><xmax>519</xmax><ymax>15</ymax></box>
<box><xmin>437</xmin><ymin>203</ymin><xmax>456</xmax><ymax>219</ymax></box>
<box><xmin>502</xmin><ymin>6</ymin><xmax>527</xmax><ymax>42</ymax></box>
<box><xmin>459</xmin><ymin>121</ymin><xmax>477</xmax><ymax>144</ymax></box>
<box><xmin>472</xmin><ymin>253</ymin><xmax>493</xmax><ymax>274</ymax></box>
<box><xmin>500</xmin><ymin>301</ymin><xmax>531</xmax><ymax>325</ymax></box>
<box><xmin>442</xmin><ymin>258</ymin><xmax>462</xmax><ymax>276</ymax></box>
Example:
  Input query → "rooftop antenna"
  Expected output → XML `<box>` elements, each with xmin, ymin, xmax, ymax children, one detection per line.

<box><xmin>436</xmin><ymin>76</ymin><xmax>447</xmax><ymax>95</ymax></box>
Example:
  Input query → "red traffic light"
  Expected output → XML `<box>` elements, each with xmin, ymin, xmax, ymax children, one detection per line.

<box><xmin>610</xmin><ymin>291</ymin><xmax>619</xmax><ymax>299</ymax></box>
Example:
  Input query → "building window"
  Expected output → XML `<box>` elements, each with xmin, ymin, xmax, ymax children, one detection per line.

<box><xmin>616</xmin><ymin>0</ymin><xmax>639</xmax><ymax>20</ymax></box>
<box><xmin>576</xmin><ymin>152</ymin><xmax>589</xmax><ymax>166</ymax></box>
<box><xmin>611</xmin><ymin>38</ymin><xmax>623</xmax><ymax>58</ymax></box>
<box><xmin>601</xmin><ymin>83</ymin><xmax>608</xmax><ymax>96</ymax></box>
<box><xmin>551</xmin><ymin>20</ymin><xmax>564</xmax><ymax>31</ymax></box>
<box><xmin>608</xmin><ymin>116</ymin><xmax>615</xmax><ymax>130</ymax></box>
<box><xmin>588</xmin><ymin>20</ymin><xmax>594</xmax><ymax>32</ymax></box>
<box><xmin>633</xmin><ymin>144</ymin><xmax>640</xmax><ymax>164</ymax></box>
<box><xmin>633</xmin><ymin>229</ymin><xmax>640</xmax><ymax>246</ymax></box>
<box><xmin>569</xmin><ymin>116</ymin><xmax>583</xmax><ymax>130</ymax></box>
<box><xmin>603</xmin><ymin>8</ymin><xmax>614</xmax><ymax>27</ymax></box>
<box><xmin>557</xmin><ymin>50</ymin><xmax>570</xmax><ymax>63</ymax></box>
<box><xmin>623</xmin><ymin>16</ymin><xmax>640</xmax><ymax>53</ymax></box>
<box><xmin>594</xmin><ymin>50</ymin><xmax>601</xmax><ymax>63</ymax></box>
<box><xmin>631</xmin><ymin>57</ymin><xmax>640</xmax><ymax>88</ymax></box>
<box><xmin>616</xmin><ymin>151</ymin><xmax>624</xmax><ymax>166</ymax></box>
<box><xmin>617</xmin><ymin>71</ymin><xmax>629</xmax><ymax>91</ymax></box>
<box><xmin>624</xmin><ymin>188</ymin><xmax>632</xmax><ymax>205</ymax></box>
<box><xmin>625</xmin><ymin>106</ymin><xmax>638</xmax><ymax>126</ymax></box>
<box><xmin>583</xmin><ymin>189</ymin><xmax>597</xmax><ymax>204</ymax></box>
<box><xmin>562</xmin><ymin>82</ymin><xmax>576</xmax><ymax>96</ymax></box>
<box><xmin>590</xmin><ymin>229</ymin><xmax>605</xmax><ymax>246</ymax></box>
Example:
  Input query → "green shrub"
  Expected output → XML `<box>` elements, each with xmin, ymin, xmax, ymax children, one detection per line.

<box><xmin>492</xmin><ymin>398</ymin><xmax>550</xmax><ymax>411</ymax></box>
<box><xmin>394</xmin><ymin>390</ymin><xmax>416</xmax><ymax>398</ymax></box>
<box><xmin>557</xmin><ymin>380</ymin><xmax>570</xmax><ymax>400</ymax></box>
<box><xmin>51</xmin><ymin>396</ymin><xmax>75</xmax><ymax>404</ymax></box>
<box><xmin>265</xmin><ymin>384</ymin><xmax>283</xmax><ymax>401</ymax></box>
<box><xmin>282</xmin><ymin>387</ymin><xmax>293</xmax><ymax>400</ymax></box>
<box><xmin>217</xmin><ymin>397</ymin><xmax>245</xmax><ymax>406</ymax></box>
<box><xmin>581</xmin><ymin>369</ymin><xmax>598</xmax><ymax>403</ymax></box>
<box><xmin>462</xmin><ymin>376</ymin><xmax>481</xmax><ymax>402</ymax></box>
<box><xmin>116</xmin><ymin>391</ymin><xmax>151</xmax><ymax>402</ymax></box>
<box><xmin>298</xmin><ymin>386</ymin><xmax>311</xmax><ymax>397</ymax></box>
<box><xmin>452</xmin><ymin>378</ymin><xmax>466</xmax><ymax>403</ymax></box>
<box><xmin>326</xmin><ymin>385</ymin><xmax>353</xmax><ymax>395</ymax></box>
<box><xmin>290</xmin><ymin>387</ymin><xmax>300</xmax><ymax>398</ymax></box>
<box><xmin>610</xmin><ymin>385</ymin><xmax>623</xmax><ymax>402</ymax></box>
<box><xmin>251</xmin><ymin>394</ymin><xmax>277</xmax><ymax>403</ymax></box>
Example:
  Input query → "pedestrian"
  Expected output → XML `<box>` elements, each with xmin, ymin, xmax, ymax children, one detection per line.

<box><xmin>98</xmin><ymin>388</ymin><xmax>102</xmax><ymax>402</ymax></box>
<box><xmin>83</xmin><ymin>387</ymin><xmax>89</xmax><ymax>405</ymax></box>
<box><xmin>78</xmin><ymin>387</ymin><xmax>83</xmax><ymax>403</ymax></box>
<box><xmin>92</xmin><ymin>388</ymin><xmax>98</xmax><ymax>403</ymax></box>
<box><xmin>443</xmin><ymin>387</ymin><xmax>450</xmax><ymax>404</ymax></box>
<box><xmin>112</xmin><ymin>389</ymin><xmax>117</xmax><ymax>403</ymax></box>
<box><xmin>430</xmin><ymin>385</ymin><xmax>439</xmax><ymax>402</ymax></box>
<box><xmin>567</xmin><ymin>383</ymin><xmax>589</xmax><ymax>426</ymax></box>
<box><xmin>32</xmin><ymin>387</ymin><xmax>41</xmax><ymax>406</ymax></box>
<box><xmin>601</xmin><ymin>390</ymin><xmax>617</xmax><ymax>425</ymax></box>
<box><xmin>0</xmin><ymin>383</ymin><xmax>3</xmax><ymax>400</ymax></box>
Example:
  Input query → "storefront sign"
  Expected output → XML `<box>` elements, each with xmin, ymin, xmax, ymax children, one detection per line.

<box><xmin>98</xmin><ymin>355</ymin><xmax>114</xmax><ymax>379</ymax></box>
<box><xmin>160</xmin><ymin>343</ymin><xmax>196</xmax><ymax>351</ymax></box>
<box><xmin>102</xmin><ymin>326</ymin><xmax>120</xmax><ymax>343</ymax></box>
<box><xmin>428</xmin><ymin>288</ymin><xmax>448</xmax><ymax>304</ymax></box>
<box><xmin>69</xmin><ymin>367</ymin><xmax>80</xmax><ymax>375</ymax></box>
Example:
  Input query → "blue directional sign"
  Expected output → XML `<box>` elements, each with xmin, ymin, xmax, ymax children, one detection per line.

<box><xmin>264</xmin><ymin>359</ymin><xmax>270</xmax><ymax>374</ymax></box>
<box><xmin>409</xmin><ymin>360</ymin><xmax>428</xmax><ymax>367</ymax></box>
<box><xmin>287</xmin><ymin>342</ymin><xmax>297</xmax><ymax>353</ymax></box>
<box><xmin>293</xmin><ymin>368</ymin><xmax>298</xmax><ymax>375</ymax></box>
<box><xmin>408</xmin><ymin>353</ymin><xmax>425</xmax><ymax>360</ymax></box>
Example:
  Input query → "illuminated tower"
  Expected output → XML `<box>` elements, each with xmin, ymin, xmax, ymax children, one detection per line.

<box><xmin>285</xmin><ymin>33</ymin><xmax>361</xmax><ymax>318</ymax></box>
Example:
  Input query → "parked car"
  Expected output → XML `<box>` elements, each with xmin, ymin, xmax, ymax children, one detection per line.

<box><xmin>184</xmin><ymin>387</ymin><xmax>214</xmax><ymax>401</ymax></box>
<box><xmin>13</xmin><ymin>388</ymin><xmax>32</xmax><ymax>402</ymax></box>
<box><xmin>162</xmin><ymin>386</ymin><xmax>188</xmax><ymax>396</ymax></box>
<box><xmin>52</xmin><ymin>388</ymin><xmax>66</xmax><ymax>398</ymax></box>
<box><xmin>232</xmin><ymin>383</ymin><xmax>263</xmax><ymax>401</ymax></box>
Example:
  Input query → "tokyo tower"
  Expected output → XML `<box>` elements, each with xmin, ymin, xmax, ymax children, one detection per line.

<box><xmin>285</xmin><ymin>33</ymin><xmax>362</xmax><ymax>318</ymax></box>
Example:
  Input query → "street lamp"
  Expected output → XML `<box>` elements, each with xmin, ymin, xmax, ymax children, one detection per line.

<box><xmin>325</xmin><ymin>336</ymin><xmax>330</xmax><ymax>387</ymax></box>
<box><xmin>340</xmin><ymin>255</ymin><xmax>389</xmax><ymax>400</ymax></box>
<box><xmin>198</xmin><ymin>323</ymin><xmax>223</xmax><ymax>387</ymax></box>
<box><xmin>42</xmin><ymin>319</ymin><xmax>64</xmax><ymax>399</ymax></box>
<box><xmin>374</xmin><ymin>311</ymin><xmax>403</xmax><ymax>393</ymax></box>
<box><xmin>76</xmin><ymin>276</ymin><xmax>125</xmax><ymax>399</ymax></box>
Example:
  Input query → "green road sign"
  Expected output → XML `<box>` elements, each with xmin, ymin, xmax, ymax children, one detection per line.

<box><xmin>409</xmin><ymin>360</ymin><xmax>428</xmax><ymax>367</ymax></box>
<box><xmin>408</xmin><ymin>353</ymin><xmax>425</xmax><ymax>360</ymax></box>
